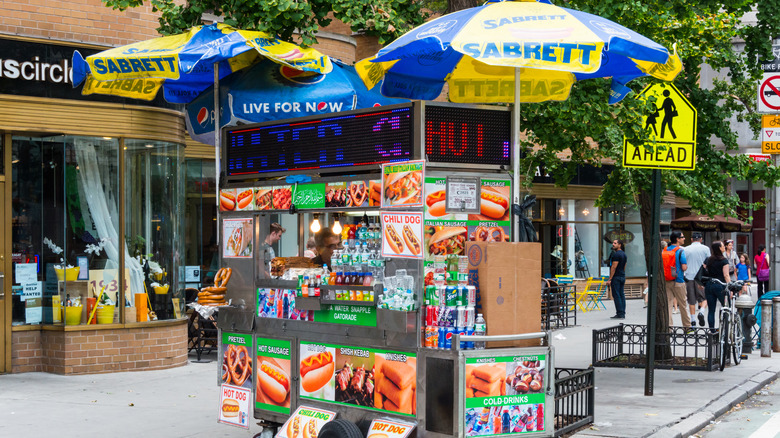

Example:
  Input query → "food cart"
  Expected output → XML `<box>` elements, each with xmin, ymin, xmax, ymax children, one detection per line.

<box><xmin>212</xmin><ymin>101</ymin><xmax>554</xmax><ymax>437</ymax></box>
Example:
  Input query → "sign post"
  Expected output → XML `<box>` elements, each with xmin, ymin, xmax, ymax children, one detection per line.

<box><xmin>623</xmin><ymin>83</ymin><xmax>697</xmax><ymax>396</ymax></box>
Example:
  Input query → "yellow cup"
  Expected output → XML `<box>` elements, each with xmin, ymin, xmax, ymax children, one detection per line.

<box><xmin>96</xmin><ymin>305</ymin><xmax>115</xmax><ymax>324</ymax></box>
<box><xmin>55</xmin><ymin>266</ymin><xmax>80</xmax><ymax>282</ymax></box>
<box><xmin>52</xmin><ymin>295</ymin><xmax>62</xmax><ymax>323</ymax></box>
<box><xmin>64</xmin><ymin>306</ymin><xmax>82</xmax><ymax>325</ymax></box>
<box><xmin>153</xmin><ymin>284</ymin><xmax>169</xmax><ymax>295</ymax></box>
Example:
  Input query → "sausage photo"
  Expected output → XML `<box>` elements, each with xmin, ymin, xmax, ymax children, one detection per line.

<box><xmin>384</xmin><ymin>224</ymin><xmax>405</xmax><ymax>254</ymax></box>
<box><xmin>220</xmin><ymin>191</ymin><xmax>236</xmax><ymax>211</ymax></box>
<box><xmin>300</xmin><ymin>352</ymin><xmax>335</xmax><ymax>393</ymax></box>
<box><xmin>258</xmin><ymin>361</ymin><xmax>290</xmax><ymax>404</ymax></box>
<box><xmin>427</xmin><ymin>227</ymin><xmax>467</xmax><ymax>256</ymax></box>
<box><xmin>255</xmin><ymin>188</ymin><xmax>273</xmax><ymax>210</ymax></box>
<box><xmin>402</xmin><ymin>224</ymin><xmax>421</xmax><ymax>255</ymax></box>
<box><xmin>480</xmin><ymin>186</ymin><xmax>509</xmax><ymax>219</ymax></box>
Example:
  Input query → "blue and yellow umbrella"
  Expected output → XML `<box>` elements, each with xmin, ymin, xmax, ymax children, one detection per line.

<box><xmin>357</xmin><ymin>0</ymin><xmax>680</xmax><ymax>105</ymax></box>
<box><xmin>72</xmin><ymin>23</ymin><xmax>332</xmax><ymax>103</ymax></box>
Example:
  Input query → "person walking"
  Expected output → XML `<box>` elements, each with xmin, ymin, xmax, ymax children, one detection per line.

<box><xmin>724</xmin><ymin>240</ymin><xmax>738</xmax><ymax>277</ymax></box>
<box><xmin>754</xmin><ymin>245</ymin><xmax>770</xmax><ymax>297</ymax></box>
<box><xmin>608</xmin><ymin>239</ymin><xmax>627</xmax><ymax>319</ymax></box>
<box><xmin>660</xmin><ymin>89</ymin><xmax>677</xmax><ymax>139</ymax></box>
<box><xmin>683</xmin><ymin>232</ymin><xmax>710</xmax><ymax>327</ymax></box>
<box><xmin>703</xmin><ymin>241</ymin><xmax>731</xmax><ymax>330</ymax></box>
<box><xmin>664</xmin><ymin>231</ymin><xmax>690</xmax><ymax>328</ymax></box>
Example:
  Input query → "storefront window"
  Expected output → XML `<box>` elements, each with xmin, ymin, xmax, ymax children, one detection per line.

<box><xmin>12</xmin><ymin>135</ymin><xmax>120</xmax><ymax>325</ymax></box>
<box><xmin>125</xmin><ymin>140</ymin><xmax>184</xmax><ymax>321</ymax></box>
<box><xmin>184</xmin><ymin>158</ymin><xmax>217</xmax><ymax>291</ymax></box>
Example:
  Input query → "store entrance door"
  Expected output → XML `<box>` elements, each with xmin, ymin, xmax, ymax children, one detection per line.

<box><xmin>0</xmin><ymin>180</ymin><xmax>6</xmax><ymax>373</ymax></box>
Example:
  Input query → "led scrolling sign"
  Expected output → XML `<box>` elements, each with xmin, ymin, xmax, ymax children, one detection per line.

<box><xmin>224</xmin><ymin>103</ymin><xmax>511</xmax><ymax>177</ymax></box>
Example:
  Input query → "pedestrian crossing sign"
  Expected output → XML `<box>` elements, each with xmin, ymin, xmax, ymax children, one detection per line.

<box><xmin>623</xmin><ymin>83</ymin><xmax>697</xmax><ymax>170</ymax></box>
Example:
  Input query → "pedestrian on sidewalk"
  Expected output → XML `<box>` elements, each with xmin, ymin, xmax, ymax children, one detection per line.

<box><xmin>736</xmin><ymin>253</ymin><xmax>751</xmax><ymax>294</ymax></box>
<box><xmin>664</xmin><ymin>231</ymin><xmax>690</xmax><ymax>327</ymax></box>
<box><xmin>703</xmin><ymin>241</ymin><xmax>731</xmax><ymax>329</ymax></box>
<box><xmin>684</xmin><ymin>232</ymin><xmax>710</xmax><ymax>327</ymax></box>
<box><xmin>754</xmin><ymin>245</ymin><xmax>770</xmax><ymax>297</ymax></box>
<box><xmin>608</xmin><ymin>239</ymin><xmax>627</xmax><ymax>319</ymax></box>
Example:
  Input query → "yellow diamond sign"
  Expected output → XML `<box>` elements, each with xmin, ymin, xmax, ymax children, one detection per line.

<box><xmin>623</xmin><ymin>84</ymin><xmax>697</xmax><ymax>170</ymax></box>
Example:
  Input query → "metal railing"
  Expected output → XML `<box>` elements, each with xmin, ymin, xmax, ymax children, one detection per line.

<box><xmin>592</xmin><ymin>323</ymin><xmax>719</xmax><ymax>371</ymax></box>
<box><xmin>554</xmin><ymin>367</ymin><xmax>595</xmax><ymax>437</ymax></box>
<box><xmin>542</xmin><ymin>284</ymin><xmax>577</xmax><ymax>330</ymax></box>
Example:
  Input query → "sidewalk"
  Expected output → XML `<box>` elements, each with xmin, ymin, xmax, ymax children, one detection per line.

<box><xmin>0</xmin><ymin>298</ymin><xmax>778</xmax><ymax>438</ymax></box>
<box><xmin>555</xmin><ymin>298</ymin><xmax>780</xmax><ymax>438</ymax></box>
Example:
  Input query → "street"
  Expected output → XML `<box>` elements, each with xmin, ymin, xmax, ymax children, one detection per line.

<box><xmin>695</xmin><ymin>377</ymin><xmax>780</xmax><ymax>438</ymax></box>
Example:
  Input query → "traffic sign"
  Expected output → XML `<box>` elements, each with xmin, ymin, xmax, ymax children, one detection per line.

<box><xmin>759</xmin><ymin>74</ymin><xmax>780</xmax><ymax>112</ymax></box>
<box><xmin>623</xmin><ymin>83</ymin><xmax>697</xmax><ymax>170</ymax></box>
<box><xmin>762</xmin><ymin>114</ymin><xmax>780</xmax><ymax>154</ymax></box>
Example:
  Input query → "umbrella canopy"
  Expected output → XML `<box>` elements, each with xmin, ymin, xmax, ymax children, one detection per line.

<box><xmin>356</xmin><ymin>0</ymin><xmax>680</xmax><ymax>104</ymax></box>
<box><xmin>71</xmin><ymin>23</ymin><xmax>332</xmax><ymax>103</ymax></box>
<box><xmin>670</xmin><ymin>214</ymin><xmax>753</xmax><ymax>233</ymax></box>
<box><xmin>185</xmin><ymin>58</ymin><xmax>406</xmax><ymax>145</ymax></box>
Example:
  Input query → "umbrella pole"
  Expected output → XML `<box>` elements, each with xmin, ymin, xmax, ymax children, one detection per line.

<box><xmin>512</xmin><ymin>68</ymin><xmax>521</xmax><ymax>242</ymax></box>
<box><xmin>214</xmin><ymin>62</ymin><xmax>221</xmax><ymax>250</ymax></box>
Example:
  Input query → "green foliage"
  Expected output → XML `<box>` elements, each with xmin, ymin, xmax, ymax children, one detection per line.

<box><xmin>515</xmin><ymin>0</ymin><xmax>780</xmax><ymax>219</ymax></box>
<box><xmin>101</xmin><ymin>0</ymin><xmax>428</xmax><ymax>47</ymax></box>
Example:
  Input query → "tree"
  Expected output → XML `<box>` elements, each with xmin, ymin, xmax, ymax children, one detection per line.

<box><xmin>506</xmin><ymin>0</ymin><xmax>780</xmax><ymax>355</ymax></box>
<box><xmin>100</xmin><ymin>0</ymin><xmax>429</xmax><ymax>46</ymax></box>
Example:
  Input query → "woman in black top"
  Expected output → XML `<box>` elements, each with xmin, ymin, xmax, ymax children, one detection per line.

<box><xmin>703</xmin><ymin>241</ymin><xmax>731</xmax><ymax>329</ymax></box>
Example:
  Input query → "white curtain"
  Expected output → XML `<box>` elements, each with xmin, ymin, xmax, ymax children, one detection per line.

<box><xmin>74</xmin><ymin>139</ymin><xmax>145</xmax><ymax>304</ymax></box>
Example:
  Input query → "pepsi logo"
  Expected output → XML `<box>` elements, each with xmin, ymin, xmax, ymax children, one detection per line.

<box><xmin>196</xmin><ymin>107</ymin><xmax>210</xmax><ymax>128</ymax></box>
<box><xmin>317</xmin><ymin>102</ymin><xmax>327</xmax><ymax>111</ymax></box>
<box><xmin>445</xmin><ymin>332</ymin><xmax>453</xmax><ymax>340</ymax></box>
<box><xmin>279</xmin><ymin>65</ymin><xmax>325</xmax><ymax>85</ymax></box>
<box><xmin>373</xmin><ymin>103</ymin><xmax>381</xmax><ymax>107</ymax></box>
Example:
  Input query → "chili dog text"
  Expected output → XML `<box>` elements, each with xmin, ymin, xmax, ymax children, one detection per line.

<box><xmin>258</xmin><ymin>361</ymin><xmax>290</xmax><ymax>404</ymax></box>
<box><xmin>300</xmin><ymin>352</ymin><xmax>335</xmax><ymax>393</ymax></box>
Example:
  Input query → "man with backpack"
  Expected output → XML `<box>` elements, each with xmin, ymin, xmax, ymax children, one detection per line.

<box><xmin>664</xmin><ymin>231</ymin><xmax>690</xmax><ymax>328</ymax></box>
<box><xmin>683</xmin><ymin>232</ymin><xmax>710</xmax><ymax>327</ymax></box>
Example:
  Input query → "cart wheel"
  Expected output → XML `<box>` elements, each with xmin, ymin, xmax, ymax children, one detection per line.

<box><xmin>318</xmin><ymin>419</ymin><xmax>363</xmax><ymax>438</ymax></box>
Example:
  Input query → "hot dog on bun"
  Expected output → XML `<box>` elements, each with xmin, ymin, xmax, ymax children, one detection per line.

<box><xmin>303</xmin><ymin>419</ymin><xmax>318</xmax><ymax>438</ymax></box>
<box><xmin>384</xmin><ymin>224</ymin><xmax>405</xmax><ymax>254</ymax></box>
<box><xmin>221</xmin><ymin>399</ymin><xmax>240</xmax><ymax>418</ymax></box>
<box><xmin>236</xmin><ymin>189</ymin><xmax>253</xmax><ymax>210</ymax></box>
<box><xmin>402</xmin><ymin>224</ymin><xmax>421</xmax><ymax>255</ymax></box>
<box><xmin>384</xmin><ymin>171</ymin><xmax>422</xmax><ymax>205</ymax></box>
<box><xmin>426</xmin><ymin>190</ymin><xmax>446</xmax><ymax>217</ymax></box>
<box><xmin>428</xmin><ymin>227</ymin><xmax>467</xmax><ymax>256</ymax></box>
<box><xmin>300</xmin><ymin>352</ymin><xmax>335</xmax><ymax>393</ymax></box>
<box><xmin>258</xmin><ymin>361</ymin><xmax>290</xmax><ymax>404</ymax></box>
<box><xmin>479</xmin><ymin>187</ymin><xmax>509</xmax><ymax>219</ymax></box>
<box><xmin>220</xmin><ymin>191</ymin><xmax>236</xmax><ymax>211</ymax></box>
<box><xmin>287</xmin><ymin>415</ymin><xmax>301</xmax><ymax>438</ymax></box>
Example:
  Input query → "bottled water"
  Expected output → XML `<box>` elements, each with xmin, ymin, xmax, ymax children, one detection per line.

<box><xmin>474</xmin><ymin>313</ymin><xmax>486</xmax><ymax>349</ymax></box>
<box><xmin>331</xmin><ymin>250</ymin><xmax>340</xmax><ymax>272</ymax></box>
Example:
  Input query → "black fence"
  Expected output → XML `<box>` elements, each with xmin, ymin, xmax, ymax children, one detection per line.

<box><xmin>542</xmin><ymin>284</ymin><xmax>577</xmax><ymax>330</ymax></box>
<box><xmin>554</xmin><ymin>367</ymin><xmax>595</xmax><ymax>437</ymax></box>
<box><xmin>592</xmin><ymin>324</ymin><xmax>719</xmax><ymax>371</ymax></box>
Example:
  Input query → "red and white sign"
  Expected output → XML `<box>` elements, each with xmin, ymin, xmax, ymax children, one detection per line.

<box><xmin>381</xmin><ymin>212</ymin><xmax>424</xmax><ymax>259</ymax></box>
<box><xmin>759</xmin><ymin>74</ymin><xmax>780</xmax><ymax>112</ymax></box>
<box><xmin>219</xmin><ymin>383</ymin><xmax>251</xmax><ymax>429</ymax></box>
<box><xmin>747</xmin><ymin>153</ymin><xmax>771</xmax><ymax>163</ymax></box>
<box><xmin>367</xmin><ymin>418</ymin><xmax>416</xmax><ymax>438</ymax></box>
<box><xmin>276</xmin><ymin>406</ymin><xmax>337</xmax><ymax>438</ymax></box>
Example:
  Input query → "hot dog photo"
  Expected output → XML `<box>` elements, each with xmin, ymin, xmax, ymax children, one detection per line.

<box><xmin>469</xmin><ymin>182</ymin><xmax>510</xmax><ymax>222</ymax></box>
<box><xmin>220</xmin><ymin>189</ymin><xmax>236</xmax><ymax>211</ymax></box>
<box><xmin>256</xmin><ymin>357</ymin><xmax>291</xmax><ymax>408</ymax></box>
<box><xmin>235</xmin><ymin>188</ymin><xmax>254</xmax><ymax>211</ymax></box>
<box><xmin>299</xmin><ymin>346</ymin><xmax>336</xmax><ymax>399</ymax></box>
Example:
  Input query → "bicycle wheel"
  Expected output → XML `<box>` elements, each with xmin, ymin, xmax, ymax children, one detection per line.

<box><xmin>732</xmin><ymin>312</ymin><xmax>743</xmax><ymax>365</ymax></box>
<box><xmin>719</xmin><ymin>312</ymin><xmax>729</xmax><ymax>371</ymax></box>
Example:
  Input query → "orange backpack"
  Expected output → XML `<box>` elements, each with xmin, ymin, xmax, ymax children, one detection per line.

<box><xmin>662</xmin><ymin>246</ymin><xmax>681</xmax><ymax>281</ymax></box>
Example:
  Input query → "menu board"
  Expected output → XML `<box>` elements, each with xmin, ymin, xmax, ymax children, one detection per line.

<box><xmin>299</xmin><ymin>342</ymin><xmax>417</xmax><ymax>417</ymax></box>
<box><xmin>464</xmin><ymin>354</ymin><xmax>548</xmax><ymax>436</ymax></box>
<box><xmin>381</xmin><ymin>212</ymin><xmax>424</xmax><ymax>259</ymax></box>
<box><xmin>223</xmin><ymin>218</ymin><xmax>253</xmax><ymax>258</ymax></box>
<box><xmin>256</xmin><ymin>337</ymin><xmax>292</xmax><ymax>414</ymax></box>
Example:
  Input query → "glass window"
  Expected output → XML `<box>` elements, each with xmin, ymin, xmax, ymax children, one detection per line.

<box><xmin>184</xmin><ymin>158</ymin><xmax>217</xmax><ymax>290</ymax></box>
<box><xmin>602</xmin><ymin>223</ymin><xmax>646</xmax><ymax>278</ymax></box>
<box><xmin>574</xmin><ymin>200</ymin><xmax>597</xmax><ymax>222</ymax></box>
<box><xmin>125</xmin><ymin>139</ymin><xmax>184</xmax><ymax>321</ymax></box>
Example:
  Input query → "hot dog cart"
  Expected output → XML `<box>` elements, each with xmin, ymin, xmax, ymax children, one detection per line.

<box><xmin>212</xmin><ymin>101</ymin><xmax>554</xmax><ymax>437</ymax></box>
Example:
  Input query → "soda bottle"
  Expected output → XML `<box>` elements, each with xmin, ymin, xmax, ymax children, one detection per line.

<box><xmin>335</xmin><ymin>272</ymin><xmax>344</xmax><ymax>300</ymax></box>
<box><xmin>501</xmin><ymin>407</ymin><xmax>511</xmax><ymax>433</ymax></box>
<box><xmin>302</xmin><ymin>276</ymin><xmax>309</xmax><ymax>298</ymax></box>
<box><xmin>474</xmin><ymin>313</ymin><xmax>486</xmax><ymax>349</ymax></box>
<box><xmin>356</xmin><ymin>274</ymin><xmax>365</xmax><ymax>301</ymax></box>
<box><xmin>296</xmin><ymin>274</ymin><xmax>303</xmax><ymax>297</ymax></box>
<box><xmin>314</xmin><ymin>275</ymin><xmax>321</xmax><ymax>297</ymax></box>
<box><xmin>348</xmin><ymin>226</ymin><xmax>356</xmax><ymax>249</ymax></box>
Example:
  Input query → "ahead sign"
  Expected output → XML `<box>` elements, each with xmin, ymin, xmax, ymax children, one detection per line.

<box><xmin>623</xmin><ymin>84</ymin><xmax>697</xmax><ymax>170</ymax></box>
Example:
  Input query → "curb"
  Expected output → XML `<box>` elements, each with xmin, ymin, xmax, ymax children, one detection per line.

<box><xmin>644</xmin><ymin>367</ymin><xmax>780</xmax><ymax>438</ymax></box>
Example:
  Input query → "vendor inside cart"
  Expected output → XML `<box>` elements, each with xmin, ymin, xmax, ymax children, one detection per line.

<box><xmin>262</xmin><ymin>222</ymin><xmax>287</xmax><ymax>271</ymax></box>
<box><xmin>309</xmin><ymin>228</ymin><xmax>342</xmax><ymax>269</ymax></box>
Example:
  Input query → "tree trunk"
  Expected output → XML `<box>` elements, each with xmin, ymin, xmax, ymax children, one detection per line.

<box><xmin>638</xmin><ymin>187</ymin><xmax>673</xmax><ymax>361</ymax></box>
<box><xmin>447</xmin><ymin>0</ymin><xmax>481</xmax><ymax>13</ymax></box>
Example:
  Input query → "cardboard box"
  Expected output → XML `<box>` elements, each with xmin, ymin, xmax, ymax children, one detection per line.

<box><xmin>467</xmin><ymin>242</ymin><xmax>541</xmax><ymax>347</ymax></box>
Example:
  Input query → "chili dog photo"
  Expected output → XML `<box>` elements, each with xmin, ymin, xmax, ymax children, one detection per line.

<box><xmin>300</xmin><ymin>350</ymin><xmax>335</xmax><ymax>394</ymax></box>
<box><xmin>219</xmin><ymin>189</ymin><xmax>236</xmax><ymax>211</ymax></box>
<box><xmin>255</xmin><ymin>188</ymin><xmax>273</xmax><ymax>210</ymax></box>
<box><xmin>235</xmin><ymin>188</ymin><xmax>254</xmax><ymax>211</ymax></box>
<box><xmin>426</xmin><ymin>226</ymin><xmax>468</xmax><ymax>256</ymax></box>
<box><xmin>384</xmin><ymin>224</ymin><xmax>405</xmax><ymax>254</ymax></box>
<box><xmin>257</xmin><ymin>358</ymin><xmax>291</xmax><ymax>406</ymax></box>
<box><xmin>402</xmin><ymin>224</ymin><xmax>421</xmax><ymax>255</ymax></box>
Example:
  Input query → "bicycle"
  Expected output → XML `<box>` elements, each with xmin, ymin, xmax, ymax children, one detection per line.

<box><xmin>709</xmin><ymin>278</ymin><xmax>745</xmax><ymax>371</ymax></box>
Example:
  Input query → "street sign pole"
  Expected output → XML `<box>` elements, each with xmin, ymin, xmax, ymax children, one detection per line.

<box><xmin>645</xmin><ymin>169</ymin><xmax>661</xmax><ymax>396</ymax></box>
